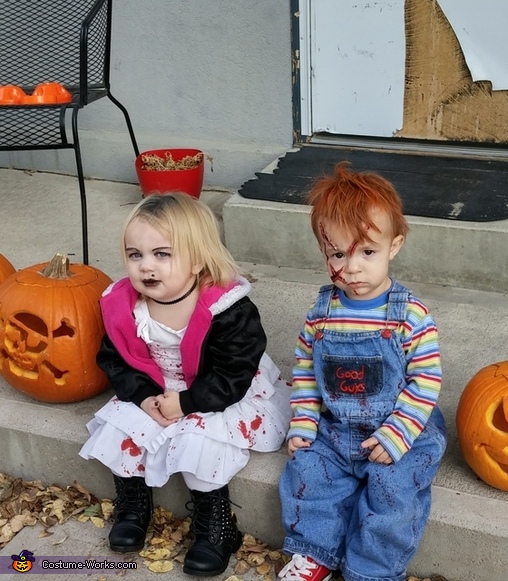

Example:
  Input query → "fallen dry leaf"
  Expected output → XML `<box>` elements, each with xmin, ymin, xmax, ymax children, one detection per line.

<box><xmin>10</xmin><ymin>514</ymin><xmax>27</xmax><ymax>533</ymax></box>
<box><xmin>234</xmin><ymin>559</ymin><xmax>251</xmax><ymax>575</ymax></box>
<box><xmin>72</xmin><ymin>481</ymin><xmax>92</xmax><ymax>502</ymax></box>
<box><xmin>139</xmin><ymin>547</ymin><xmax>172</xmax><ymax>561</ymax></box>
<box><xmin>1</xmin><ymin>523</ymin><xmax>14</xmax><ymax>542</ymax></box>
<box><xmin>256</xmin><ymin>563</ymin><xmax>272</xmax><ymax>575</ymax></box>
<box><xmin>244</xmin><ymin>543</ymin><xmax>268</xmax><ymax>553</ymax></box>
<box><xmin>90</xmin><ymin>516</ymin><xmax>105</xmax><ymax>528</ymax></box>
<box><xmin>145</xmin><ymin>559</ymin><xmax>174</xmax><ymax>573</ymax></box>
<box><xmin>245</xmin><ymin>552</ymin><xmax>267</xmax><ymax>567</ymax></box>
<box><xmin>0</xmin><ymin>475</ymin><xmax>13</xmax><ymax>503</ymax></box>
<box><xmin>242</xmin><ymin>533</ymin><xmax>258</xmax><ymax>546</ymax></box>
<box><xmin>101</xmin><ymin>500</ymin><xmax>114</xmax><ymax>521</ymax></box>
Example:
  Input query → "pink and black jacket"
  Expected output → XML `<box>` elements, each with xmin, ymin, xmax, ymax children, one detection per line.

<box><xmin>96</xmin><ymin>277</ymin><xmax>266</xmax><ymax>415</ymax></box>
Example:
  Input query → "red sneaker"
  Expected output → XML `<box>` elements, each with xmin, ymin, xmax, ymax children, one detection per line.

<box><xmin>278</xmin><ymin>554</ymin><xmax>332</xmax><ymax>581</ymax></box>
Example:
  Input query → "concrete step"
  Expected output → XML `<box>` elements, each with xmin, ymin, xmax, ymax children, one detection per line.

<box><xmin>223</xmin><ymin>152</ymin><xmax>508</xmax><ymax>294</ymax></box>
<box><xmin>1</xmin><ymin>168</ymin><xmax>507</xmax><ymax>580</ymax></box>
<box><xmin>2</xmin><ymin>262</ymin><xmax>508</xmax><ymax>581</ymax></box>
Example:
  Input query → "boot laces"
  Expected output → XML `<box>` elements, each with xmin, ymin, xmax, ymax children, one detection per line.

<box><xmin>185</xmin><ymin>490</ymin><xmax>241</xmax><ymax>543</ymax></box>
<box><xmin>114</xmin><ymin>479</ymin><xmax>149</xmax><ymax>517</ymax></box>
<box><xmin>278</xmin><ymin>554</ymin><xmax>331</xmax><ymax>581</ymax></box>
<box><xmin>184</xmin><ymin>496</ymin><xmax>210</xmax><ymax>535</ymax></box>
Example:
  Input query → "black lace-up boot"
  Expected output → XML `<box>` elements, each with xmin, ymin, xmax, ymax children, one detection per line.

<box><xmin>183</xmin><ymin>485</ymin><xmax>243</xmax><ymax>576</ymax></box>
<box><xmin>109</xmin><ymin>475</ymin><xmax>153</xmax><ymax>553</ymax></box>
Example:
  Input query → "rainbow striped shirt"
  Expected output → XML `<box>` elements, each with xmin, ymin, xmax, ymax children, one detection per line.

<box><xmin>289</xmin><ymin>284</ymin><xmax>442</xmax><ymax>462</ymax></box>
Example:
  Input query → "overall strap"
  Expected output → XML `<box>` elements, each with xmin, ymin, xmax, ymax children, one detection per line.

<box><xmin>386</xmin><ymin>280</ymin><xmax>410</xmax><ymax>324</ymax></box>
<box><xmin>313</xmin><ymin>284</ymin><xmax>336</xmax><ymax>319</ymax></box>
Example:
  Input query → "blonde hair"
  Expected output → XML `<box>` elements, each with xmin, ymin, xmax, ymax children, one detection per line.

<box><xmin>122</xmin><ymin>193</ymin><xmax>240</xmax><ymax>288</ymax></box>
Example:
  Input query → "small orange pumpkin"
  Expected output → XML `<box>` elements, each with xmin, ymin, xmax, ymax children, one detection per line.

<box><xmin>0</xmin><ymin>254</ymin><xmax>16</xmax><ymax>285</ymax></box>
<box><xmin>456</xmin><ymin>361</ymin><xmax>508</xmax><ymax>491</ymax></box>
<box><xmin>0</xmin><ymin>253</ymin><xmax>112</xmax><ymax>403</ymax></box>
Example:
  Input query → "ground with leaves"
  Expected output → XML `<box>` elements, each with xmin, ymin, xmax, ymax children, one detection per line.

<box><xmin>0</xmin><ymin>472</ymin><xmax>448</xmax><ymax>581</ymax></box>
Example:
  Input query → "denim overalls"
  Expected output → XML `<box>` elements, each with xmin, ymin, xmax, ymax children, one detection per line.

<box><xmin>279</xmin><ymin>281</ymin><xmax>447</xmax><ymax>581</ymax></box>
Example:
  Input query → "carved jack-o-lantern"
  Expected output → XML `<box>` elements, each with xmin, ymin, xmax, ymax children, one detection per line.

<box><xmin>456</xmin><ymin>361</ymin><xmax>508</xmax><ymax>491</ymax></box>
<box><xmin>0</xmin><ymin>253</ymin><xmax>112</xmax><ymax>403</ymax></box>
<box><xmin>0</xmin><ymin>254</ymin><xmax>15</xmax><ymax>285</ymax></box>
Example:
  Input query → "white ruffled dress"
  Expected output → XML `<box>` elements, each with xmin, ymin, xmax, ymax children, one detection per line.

<box><xmin>79</xmin><ymin>300</ymin><xmax>292</xmax><ymax>488</ymax></box>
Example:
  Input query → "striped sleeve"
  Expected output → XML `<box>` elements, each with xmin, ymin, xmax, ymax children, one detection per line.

<box><xmin>373</xmin><ymin>297</ymin><xmax>442</xmax><ymax>462</ymax></box>
<box><xmin>287</xmin><ymin>312</ymin><xmax>323</xmax><ymax>442</ymax></box>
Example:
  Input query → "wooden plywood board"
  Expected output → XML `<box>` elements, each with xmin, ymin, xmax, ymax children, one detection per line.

<box><xmin>396</xmin><ymin>0</ymin><xmax>508</xmax><ymax>143</ymax></box>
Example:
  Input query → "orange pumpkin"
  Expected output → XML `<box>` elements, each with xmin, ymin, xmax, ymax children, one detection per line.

<box><xmin>0</xmin><ymin>254</ymin><xmax>15</xmax><ymax>285</ymax></box>
<box><xmin>0</xmin><ymin>253</ymin><xmax>112</xmax><ymax>403</ymax></box>
<box><xmin>456</xmin><ymin>361</ymin><xmax>508</xmax><ymax>491</ymax></box>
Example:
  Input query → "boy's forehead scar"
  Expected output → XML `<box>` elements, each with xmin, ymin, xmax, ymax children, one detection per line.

<box><xmin>319</xmin><ymin>222</ymin><xmax>338</xmax><ymax>251</ymax></box>
<box><xmin>319</xmin><ymin>222</ymin><xmax>359</xmax><ymax>257</ymax></box>
<box><xmin>347</xmin><ymin>241</ymin><xmax>358</xmax><ymax>255</ymax></box>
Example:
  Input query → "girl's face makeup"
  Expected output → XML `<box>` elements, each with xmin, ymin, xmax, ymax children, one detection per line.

<box><xmin>124</xmin><ymin>217</ymin><xmax>200</xmax><ymax>303</ymax></box>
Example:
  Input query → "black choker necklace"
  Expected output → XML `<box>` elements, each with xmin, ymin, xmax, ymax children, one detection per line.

<box><xmin>151</xmin><ymin>279</ymin><xmax>198</xmax><ymax>305</ymax></box>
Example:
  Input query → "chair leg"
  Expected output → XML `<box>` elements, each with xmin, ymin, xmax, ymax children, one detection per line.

<box><xmin>107</xmin><ymin>92</ymin><xmax>139</xmax><ymax>157</ymax></box>
<box><xmin>71</xmin><ymin>107</ymin><xmax>89</xmax><ymax>265</ymax></box>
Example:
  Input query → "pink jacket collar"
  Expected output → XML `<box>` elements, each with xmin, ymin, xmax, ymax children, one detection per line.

<box><xmin>100</xmin><ymin>277</ymin><xmax>248</xmax><ymax>388</ymax></box>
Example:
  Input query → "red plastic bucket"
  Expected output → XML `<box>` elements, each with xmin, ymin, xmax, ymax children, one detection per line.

<box><xmin>135</xmin><ymin>148</ymin><xmax>205</xmax><ymax>199</ymax></box>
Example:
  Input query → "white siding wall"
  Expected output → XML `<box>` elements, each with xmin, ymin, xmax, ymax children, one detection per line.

<box><xmin>0</xmin><ymin>0</ymin><xmax>294</xmax><ymax>189</ymax></box>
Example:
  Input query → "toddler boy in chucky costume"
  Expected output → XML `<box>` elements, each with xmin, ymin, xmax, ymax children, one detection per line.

<box><xmin>278</xmin><ymin>162</ymin><xmax>447</xmax><ymax>581</ymax></box>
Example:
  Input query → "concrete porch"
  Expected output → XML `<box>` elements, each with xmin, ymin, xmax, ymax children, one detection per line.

<box><xmin>0</xmin><ymin>168</ymin><xmax>507</xmax><ymax>581</ymax></box>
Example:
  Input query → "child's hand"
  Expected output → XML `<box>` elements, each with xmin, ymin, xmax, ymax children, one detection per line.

<box><xmin>155</xmin><ymin>391</ymin><xmax>184</xmax><ymax>423</ymax></box>
<box><xmin>361</xmin><ymin>437</ymin><xmax>393</xmax><ymax>464</ymax></box>
<box><xmin>288</xmin><ymin>436</ymin><xmax>312</xmax><ymax>458</ymax></box>
<box><xmin>140</xmin><ymin>396</ymin><xmax>177</xmax><ymax>427</ymax></box>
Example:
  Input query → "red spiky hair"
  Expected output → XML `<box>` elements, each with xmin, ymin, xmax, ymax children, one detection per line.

<box><xmin>307</xmin><ymin>161</ymin><xmax>409</xmax><ymax>244</ymax></box>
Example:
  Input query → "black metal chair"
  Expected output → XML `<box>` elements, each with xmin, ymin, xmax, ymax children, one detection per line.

<box><xmin>0</xmin><ymin>0</ymin><xmax>139</xmax><ymax>264</ymax></box>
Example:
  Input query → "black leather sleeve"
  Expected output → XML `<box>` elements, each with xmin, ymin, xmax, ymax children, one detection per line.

<box><xmin>179</xmin><ymin>297</ymin><xmax>267</xmax><ymax>415</ymax></box>
<box><xmin>96</xmin><ymin>334</ymin><xmax>162</xmax><ymax>406</ymax></box>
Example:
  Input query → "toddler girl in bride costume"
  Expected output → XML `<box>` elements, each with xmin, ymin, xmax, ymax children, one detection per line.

<box><xmin>80</xmin><ymin>193</ymin><xmax>292</xmax><ymax>576</ymax></box>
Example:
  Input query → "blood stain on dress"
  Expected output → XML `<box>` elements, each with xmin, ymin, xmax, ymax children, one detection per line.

<box><xmin>238</xmin><ymin>420</ymin><xmax>255</xmax><ymax>446</ymax></box>
<box><xmin>239</xmin><ymin>420</ymin><xmax>249</xmax><ymax>439</ymax></box>
<box><xmin>187</xmin><ymin>413</ymin><xmax>205</xmax><ymax>429</ymax></box>
<box><xmin>120</xmin><ymin>437</ymin><xmax>142</xmax><ymax>457</ymax></box>
<box><xmin>251</xmin><ymin>415</ymin><xmax>262</xmax><ymax>430</ymax></box>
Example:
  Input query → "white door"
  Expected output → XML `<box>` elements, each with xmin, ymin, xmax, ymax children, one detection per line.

<box><xmin>300</xmin><ymin>0</ymin><xmax>406</xmax><ymax>138</ymax></box>
<box><xmin>300</xmin><ymin>1</ymin><xmax>508</xmax><ymax>141</ymax></box>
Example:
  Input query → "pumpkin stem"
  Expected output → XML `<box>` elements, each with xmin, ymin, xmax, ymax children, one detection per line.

<box><xmin>40</xmin><ymin>253</ymin><xmax>72</xmax><ymax>279</ymax></box>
